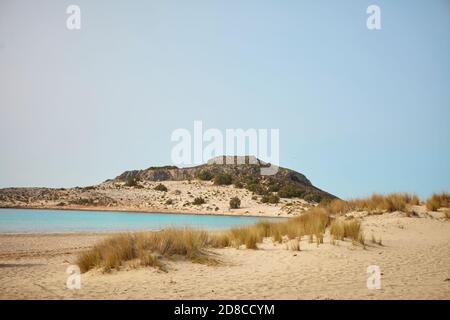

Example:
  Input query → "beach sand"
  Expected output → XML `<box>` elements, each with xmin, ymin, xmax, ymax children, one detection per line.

<box><xmin>0</xmin><ymin>212</ymin><xmax>449</xmax><ymax>300</ymax></box>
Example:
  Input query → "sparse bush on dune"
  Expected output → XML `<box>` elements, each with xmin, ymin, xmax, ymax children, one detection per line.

<box><xmin>233</xmin><ymin>181</ymin><xmax>244</xmax><ymax>189</ymax></box>
<box><xmin>261</xmin><ymin>194</ymin><xmax>280</xmax><ymax>204</ymax></box>
<box><xmin>213</xmin><ymin>173</ymin><xmax>233</xmax><ymax>186</ymax></box>
<box><xmin>426</xmin><ymin>192</ymin><xmax>450</xmax><ymax>211</ymax></box>
<box><xmin>124</xmin><ymin>177</ymin><xmax>139</xmax><ymax>187</ymax></box>
<box><xmin>229</xmin><ymin>197</ymin><xmax>241</xmax><ymax>209</ymax></box>
<box><xmin>197</xmin><ymin>170</ymin><xmax>213</xmax><ymax>181</ymax></box>
<box><xmin>193</xmin><ymin>197</ymin><xmax>206</xmax><ymax>205</ymax></box>
<box><xmin>154</xmin><ymin>183</ymin><xmax>168</xmax><ymax>192</ymax></box>
<box><xmin>277</xmin><ymin>184</ymin><xmax>304</xmax><ymax>198</ymax></box>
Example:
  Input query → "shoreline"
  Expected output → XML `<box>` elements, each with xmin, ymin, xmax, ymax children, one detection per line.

<box><xmin>0</xmin><ymin>205</ymin><xmax>286</xmax><ymax>219</ymax></box>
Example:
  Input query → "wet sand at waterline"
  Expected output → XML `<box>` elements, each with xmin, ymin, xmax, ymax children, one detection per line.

<box><xmin>0</xmin><ymin>212</ymin><xmax>449</xmax><ymax>299</ymax></box>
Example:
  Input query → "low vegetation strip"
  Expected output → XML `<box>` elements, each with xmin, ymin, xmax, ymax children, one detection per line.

<box><xmin>77</xmin><ymin>192</ymin><xmax>448</xmax><ymax>273</ymax></box>
<box><xmin>77</xmin><ymin>208</ymin><xmax>351</xmax><ymax>273</ymax></box>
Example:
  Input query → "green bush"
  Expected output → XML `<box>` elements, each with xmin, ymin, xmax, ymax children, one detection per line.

<box><xmin>304</xmin><ymin>193</ymin><xmax>322</xmax><ymax>203</ymax></box>
<box><xmin>125</xmin><ymin>177</ymin><xmax>139</xmax><ymax>187</ymax></box>
<box><xmin>197</xmin><ymin>170</ymin><xmax>213</xmax><ymax>181</ymax></box>
<box><xmin>214</xmin><ymin>173</ymin><xmax>232</xmax><ymax>186</ymax></box>
<box><xmin>229</xmin><ymin>197</ymin><xmax>241</xmax><ymax>209</ymax></box>
<box><xmin>247</xmin><ymin>183</ymin><xmax>268</xmax><ymax>195</ymax></box>
<box><xmin>234</xmin><ymin>181</ymin><xmax>244</xmax><ymax>189</ymax></box>
<box><xmin>154</xmin><ymin>183</ymin><xmax>168</xmax><ymax>192</ymax></box>
<box><xmin>193</xmin><ymin>197</ymin><xmax>206</xmax><ymax>205</ymax></box>
<box><xmin>277</xmin><ymin>184</ymin><xmax>305</xmax><ymax>198</ymax></box>
<box><xmin>261</xmin><ymin>194</ymin><xmax>280</xmax><ymax>204</ymax></box>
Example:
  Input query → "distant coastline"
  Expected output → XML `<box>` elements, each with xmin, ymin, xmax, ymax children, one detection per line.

<box><xmin>0</xmin><ymin>205</ymin><xmax>285</xmax><ymax>219</ymax></box>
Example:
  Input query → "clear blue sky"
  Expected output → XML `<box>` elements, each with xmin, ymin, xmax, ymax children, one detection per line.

<box><xmin>1</xmin><ymin>0</ymin><xmax>449</xmax><ymax>199</ymax></box>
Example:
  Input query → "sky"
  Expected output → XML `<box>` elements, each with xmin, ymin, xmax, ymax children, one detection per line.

<box><xmin>0</xmin><ymin>0</ymin><xmax>449</xmax><ymax>199</ymax></box>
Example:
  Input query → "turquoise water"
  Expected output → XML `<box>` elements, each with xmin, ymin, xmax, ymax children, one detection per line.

<box><xmin>0</xmin><ymin>208</ymin><xmax>278</xmax><ymax>234</ymax></box>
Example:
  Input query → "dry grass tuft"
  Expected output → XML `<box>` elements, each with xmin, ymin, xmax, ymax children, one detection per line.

<box><xmin>287</xmin><ymin>239</ymin><xmax>301</xmax><ymax>251</ymax></box>
<box><xmin>443</xmin><ymin>209</ymin><xmax>450</xmax><ymax>220</ymax></box>
<box><xmin>322</xmin><ymin>193</ymin><xmax>423</xmax><ymax>215</ymax></box>
<box><xmin>330</xmin><ymin>218</ymin><xmax>363</xmax><ymax>246</ymax></box>
<box><xmin>77</xmin><ymin>228</ymin><xmax>212</xmax><ymax>273</ymax></box>
<box><xmin>78</xmin><ymin>205</ymin><xmax>371</xmax><ymax>273</ymax></box>
<box><xmin>426</xmin><ymin>192</ymin><xmax>450</xmax><ymax>211</ymax></box>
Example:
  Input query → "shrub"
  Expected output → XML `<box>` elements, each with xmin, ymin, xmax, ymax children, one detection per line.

<box><xmin>125</xmin><ymin>177</ymin><xmax>139</xmax><ymax>187</ymax></box>
<box><xmin>229</xmin><ymin>197</ymin><xmax>241</xmax><ymax>209</ymax></box>
<box><xmin>277</xmin><ymin>184</ymin><xmax>304</xmax><ymax>198</ymax></box>
<box><xmin>247</xmin><ymin>183</ymin><xmax>268</xmax><ymax>195</ymax></box>
<box><xmin>165</xmin><ymin>199</ymin><xmax>173</xmax><ymax>205</ymax></box>
<box><xmin>154</xmin><ymin>183</ymin><xmax>168</xmax><ymax>192</ymax></box>
<box><xmin>261</xmin><ymin>194</ymin><xmax>280</xmax><ymax>204</ymax></box>
<box><xmin>197</xmin><ymin>170</ymin><xmax>213</xmax><ymax>181</ymax></box>
<box><xmin>214</xmin><ymin>173</ymin><xmax>233</xmax><ymax>186</ymax></box>
<box><xmin>234</xmin><ymin>181</ymin><xmax>244</xmax><ymax>189</ymax></box>
<box><xmin>304</xmin><ymin>193</ymin><xmax>322</xmax><ymax>203</ymax></box>
<box><xmin>267</xmin><ymin>182</ymin><xmax>281</xmax><ymax>192</ymax></box>
<box><xmin>193</xmin><ymin>197</ymin><xmax>206</xmax><ymax>205</ymax></box>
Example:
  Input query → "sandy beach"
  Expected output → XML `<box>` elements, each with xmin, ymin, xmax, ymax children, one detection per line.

<box><xmin>1</xmin><ymin>210</ymin><xmax>449</xmax><ymax>300</ymax></box>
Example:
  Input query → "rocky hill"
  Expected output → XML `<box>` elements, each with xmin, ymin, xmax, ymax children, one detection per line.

<box><xmin>112</xmin><ymin>156</ymin><xmax>335</xmax><ymax>203</ymax></box>
<box><xmin>0</xmin><ymin>156</ymin><xmax>336</xmax><ymax>217</ymax></box>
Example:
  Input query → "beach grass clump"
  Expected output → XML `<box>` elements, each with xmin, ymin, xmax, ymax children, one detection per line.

<box><xmin>208</xmin><ymin>208</ymin><xmax>329</xmax><ymax>249</ymax></box>
<box><xmin>287</xmin><ymin>239</ymin><xmax>301</xmax><ymax>251</ymax></box>
<box><xmin>330</xmin><ymin>218</ymin><xmax>363</xmax><ymax>245</ymax></box>
<box><xmin>77</xmin><ymin>228</ymin><xmax>213</xmax><ymax>273</ymax></box>
<box><xmin>227</xmin><ymin>226</ymin><xmax>263</xmax><ymax>249</ymax></box>
<box><xmin>443</xmin><ymin>209</ymin><xmax>450</xmax><ymax>220</ymax></box>
<box><xmin>324</xmin><ymin>193</ymin><xmax>421</xmax><ymax>215</ymax></box>
<box><xmin>426</xmin><ymin>192</ymin><xmax>450</xmax><ymax>211</ymax></box>
<box><xmin>77</xmin><ymin>234</ymin><xmax>135</xmax><ymax>273</ymax></box>
<box><xmin>77</xmin><ymin>206</ymin><xmax>364</xmax><ymax>274</ymax></box>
